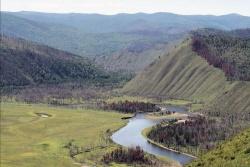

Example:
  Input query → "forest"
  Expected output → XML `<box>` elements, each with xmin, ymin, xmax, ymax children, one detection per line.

<box><xmin>147</xmin><ymin>114</ymin><xmax>249</xmax><ymax>155</ymax></box>
<box><xmin>148</xmin><ymin>116</ymin><xmax>222</xmax><ymax>153</ymax></box>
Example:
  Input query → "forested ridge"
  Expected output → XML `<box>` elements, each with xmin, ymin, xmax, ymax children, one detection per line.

<box><xmin>192</xmin><ymin>28</ymin><xmax>250</xmax><ymax>80</ymax></box>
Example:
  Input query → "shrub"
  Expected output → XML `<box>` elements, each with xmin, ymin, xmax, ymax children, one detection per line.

<box><xmin>102</xmin><ymin>146</ymin><xmax>154</xmax><ymax>165</ymax></box>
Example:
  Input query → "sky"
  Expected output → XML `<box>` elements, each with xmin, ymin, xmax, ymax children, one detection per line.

<box><xmin>2</xmin><ymin>0</ymin><xmax>250</xmax><ymax>16</ymax></box>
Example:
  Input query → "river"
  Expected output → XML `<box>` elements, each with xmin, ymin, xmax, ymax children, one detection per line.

<box><xmin>111</xmin><ymin>106</ymin><xmax>194</xmax><ymax>165</ymax></box>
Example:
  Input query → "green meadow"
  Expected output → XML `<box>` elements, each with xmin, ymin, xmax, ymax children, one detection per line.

<box><xmin>0</xmin><ymin>102</ymin><xmax>129</xmax><ymax>167</ymax></box>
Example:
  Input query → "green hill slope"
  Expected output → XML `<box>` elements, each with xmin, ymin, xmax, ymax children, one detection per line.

<box><xmin>123</xmin><ymin>39</ymin><xmax>226</xmax><ymax>101</ymax></box>
<box><xmin>123</xmin><ymin>32</ymin><xmax>250</xmax><ymax>114</ymax></box>
<box><xmin>186</xmin><ymin>128</ymin><xmax>250</xmax><ymax>167</ymax></box>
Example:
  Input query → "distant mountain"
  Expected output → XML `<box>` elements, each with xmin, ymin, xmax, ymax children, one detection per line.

<box><xmin>0</xmin><ymin>36</ymin><xmax>126</xmax><ymax>87</ymax></box>
<box><xmin>9</xmin><ymin>12</ymin><xmax>250</xmax><ymax>33</ymax></box>
<box><xmin>2</xmin><ymin>12</ymin><xmax>250</xmax><ymax>72</ymax></box>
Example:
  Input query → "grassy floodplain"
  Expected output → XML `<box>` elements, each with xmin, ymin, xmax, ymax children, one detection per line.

<box><xmin>0</xmin><ymin>102</ymin><xmax>130</xmax><ymax>167</ymax></box>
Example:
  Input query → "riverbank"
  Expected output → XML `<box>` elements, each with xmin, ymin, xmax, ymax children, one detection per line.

<box><xmin>146</xmin><ymin>112</ymin><xmax>188</xmax><ymax>120</ymax></box>
<box><xmin>142</xmin><ymin>127</ymin><xmax>197</xmax><ymax>159</ymax></box>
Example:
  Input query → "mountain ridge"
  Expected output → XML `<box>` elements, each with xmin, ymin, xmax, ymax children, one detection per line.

<box><xmin>123</xmin><ymin>29</ymin><xmax>250</xmax><ymax>114</ymax></box>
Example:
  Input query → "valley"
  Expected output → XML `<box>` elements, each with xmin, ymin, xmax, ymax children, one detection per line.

<box><xmin>1</xmin><ymin>10</ymin><xmax>250</xmax><ymax>167</ymax></box>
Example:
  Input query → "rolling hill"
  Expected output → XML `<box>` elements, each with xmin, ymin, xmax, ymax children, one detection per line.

<box><xmin>123</xmin><ymin>29</ymin><xmax>250</xmax><ymax>114</ymax></box>
<box><xmin>0</xmin><ymin>36</ymin><xmax>126</xmax><ymax>87</ymax></box>
<box><xmin>2</xmin><ymin>12</ymin><xmax>250</xmax><ymax>72</ymax></box>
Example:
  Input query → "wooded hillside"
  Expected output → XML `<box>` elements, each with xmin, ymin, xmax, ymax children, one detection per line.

<box><xmin>0</xmin><ymin>36</ymin><xmax>129</xmax><ymax>87</ymax></box>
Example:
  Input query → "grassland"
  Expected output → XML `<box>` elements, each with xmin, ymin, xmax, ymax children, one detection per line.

<box><xmin>186</xmin><ymin>128</ymin><xmax>250</xmax><ymax>167</ymax></box>
<box><xmin>0</xmin><ymin>102</ymin><xmax>130</xmax><ymax>167</ymax></box>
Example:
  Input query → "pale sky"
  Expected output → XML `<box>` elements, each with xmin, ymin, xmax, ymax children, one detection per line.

<box><xmin>2</xmin><ymin>0</ymin><xmax>250</xmax><ymax>16</ymax></box>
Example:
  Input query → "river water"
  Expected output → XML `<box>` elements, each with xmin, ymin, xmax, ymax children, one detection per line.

<box><xmin>111</xmin><ymin>106</ymin><xmax>194</xmax><ymax>165</ymax></box>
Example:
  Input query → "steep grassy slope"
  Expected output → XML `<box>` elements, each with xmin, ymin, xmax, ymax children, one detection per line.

<box><xmin>123</xmin><ymin>39</ymin><xmax>250</xmax><ymax>113</ymax></box>
<box><xmin>0</xmin><ymin>36</ymin><xmax>126</xmax><ymax>87</ymax></box>
<box><xmin>186</xmin><ymin>128</ymin><xmax>250</xmax><ymax>167</ymax></box>
<box><xmin>123</xmin><ymin>39</ymin><xmax>226</xmax><ymax>101</ymax></box>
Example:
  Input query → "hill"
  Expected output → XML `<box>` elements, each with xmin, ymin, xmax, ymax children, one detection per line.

<box><xmin>0</xmin><ymin>36</ymin><xmax>127</xmax><ymax>87</ymax></box>
<box><xmin>123</xmin><ymin>29</ymin><xmax>250</xmax><ymax>114</ymax></box>
<box><xmin>186</xmin><ymin>128</ymin><xmax>250</xmax><ymax>167</ymax></box>
<box><xmin>2</xmin><ymin>12</ymin><xmax>250</xmax><ymax>72</ymax></box>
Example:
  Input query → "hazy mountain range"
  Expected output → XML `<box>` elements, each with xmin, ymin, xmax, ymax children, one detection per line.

<box><xmin>2</xmin><ymin>11</ymin><xmax>250</xmax><ymax>72</ymax></box>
